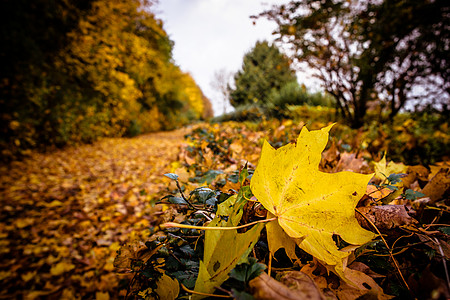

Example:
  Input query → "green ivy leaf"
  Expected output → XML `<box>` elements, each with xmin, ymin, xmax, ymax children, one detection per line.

<box><xmin>402</xmin><ymin>189</ymin><xmax>425</xmax><ymax>200</ymax></box>
<box><xmin>386</xmin><ymin>173</ymin><xmax>404</xmax><ymax>185</ymax></box>
<box><xmin>229</xmin><ymin>257</ymin><xmax>266</xmax><ymax>283</ymax></box>
<box><xmin>164</xmin><ymin>173</ymin><xmax>179</xmax><ymax>180</ymax></box>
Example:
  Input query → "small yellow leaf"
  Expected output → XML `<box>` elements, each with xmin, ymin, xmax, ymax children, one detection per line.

<box><xmin>50</xmin><ymin>261</ymin><xmax>75</xmax><ymax>276</ymax></box>
<box><xmin>0</xmin><ymin>271</ymin><xmax>11</xmax><ymax>281</ymax></box>
<box><xmin>95</xmin><ymin>291</ymin><xmax>110</xmax><ymax>300</ymax></box>
<box><xmin>46</xmin><ymin>200</ymin><xmax>63</xmax><ymax>207</ymax></box>
<box><xmin>193</xmin><ymin>194</ymin><xmax>264</xmax><ymax>299</ymax></box>
<box><xmin>155</xmin><ymin>274</ymin><xmax>179</xmax><ymax>300</ymax></box>
<box><xmin>15</xmin><ymin>218</ymin><xmax>34</xmax><ymax>229</ymax></box>
<box><xmin>374</xmin><ymin>154</ymin><xmax>407</xmax><ymax>181</ymax></box>
<box><xmin>21</xmin><ymin>271</ymin><xmax>37</xmax><ymax>282</ymax></box>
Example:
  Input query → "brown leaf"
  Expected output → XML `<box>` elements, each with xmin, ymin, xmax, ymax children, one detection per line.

<box><xmin>356</xmin><ymin>205</ymin><xmax>418</xmax><ymax>232</ymax></box>
<box><xmin>320</xmin><ymin>141</ymin><xmax>339</xmax><ymax>170</ymax></box>
<box><xmin>334</xmin><ymin>153</ymin><xmax>370</xmax><ymax>173</ymax></box>
<box><xmin>337</xmin><ymin>267</ymin><xmax>393</xmax><ymax>300</ymax></box>
<box><xmin>421</xmin><ymin>168</ymin><xmax>450</xmax><ymax>204</ymax></box>
<box><xmin>418</xmin><ymin>234</ymin><xmax>450</xmax><ymax>260</ymax></box>
<box><xmin>348</xmin><ymin>262</ymin><xmax>385</xmax><ymax>279</ymax></box>
<box><xmin>249</xmin><ymin>272</ymin><xmax>326</xmax><ymax>300</ymax></box>
<box><xmin>407</xmin><ymin>265</ymin><xmax>450</xmax><ymax>299</ymax></box>
<box><xmin>402</xmin><ymin>165</ymin><xmax>430</xmax><ymax>188</ymax></box>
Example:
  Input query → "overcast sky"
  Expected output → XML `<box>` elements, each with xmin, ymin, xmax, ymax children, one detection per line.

<box><xmin>155</xmin><ymin>0</ymin><xmax>296</xmax><ymax>115</ymax></box>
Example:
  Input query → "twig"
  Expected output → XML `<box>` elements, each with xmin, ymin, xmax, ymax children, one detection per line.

<box><xmin>181</xmin><ymin>283</ymin><xmax>231</xmax><ymax>298</ymax></box>
<box><xmin>433</xmin><ymin>237</ymin><xmax>450</xmax><ymax>291</ymax></box>
<box><xmin>161</xmin><ymin>217</ymin><xmax>277</xmax><ymax>231</ymax></box>
<box><xmin>355</xmin><ymin>208</ymin><xmax>411</xmax><ymax>293</ymax></box>
<box><xmin>175</xmin><ymin>179</ymin><xmax>196</xmax><ymax>210</ymax></box>
<box><xmin>268</xmin><ymin>252</ymin><xmax>273</xmax><ymax>277</ymax></box>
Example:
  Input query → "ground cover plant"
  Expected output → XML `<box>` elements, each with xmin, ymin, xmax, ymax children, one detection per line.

<box><xmin>0</xmin><ymin>114</ymin><xmax>448</xmax><ymax>299</ymax></box>
<box><xmin>2</xmin><ymin>0</ymin><xmax>448</xmax><ymax>298</ymax></box>
<box><xmin>113</xmin><ymin>120</ymin><xmax>449</xmax><ymax>299</ymax></box>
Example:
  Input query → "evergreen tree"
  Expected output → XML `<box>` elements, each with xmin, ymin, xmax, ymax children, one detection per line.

<box><xmin>229</xmin><ymin>41</ymin><xmax>297</xmax><ymax>108</ymax></box>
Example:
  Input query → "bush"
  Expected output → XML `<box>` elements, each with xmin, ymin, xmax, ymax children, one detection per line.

<box><xmin>268</xmin><ymin>82</ymin><xmax>335</xmax><ymax>108</ymax></box>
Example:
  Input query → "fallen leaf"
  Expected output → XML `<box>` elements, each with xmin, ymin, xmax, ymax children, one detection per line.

<box><xmin>249</xmin><ymin>271</ymin><xmax>325</xmax><ymax>300</ymax></box>
<box><xmin>335</xmin><ymin>153</ymin><xmax>370</xmax><ymax>173</ymax></box>
<box><xmin>21</xmin><ymin>271</ymin><xmax>37</xmax><ymax>282</ymax></box>
<box><xmin>154</xmin><ymin>274</ymin><xmax>179</xmax><ymax>300</ymax></box>
<box><xmin>402</xmin><ymin>165</ymin><xmax>429</xmax><ymax>188</ymax></box>
<box><xmin>113</xmin><ymin>241</ymin><xmax>153</xmax><ymax>271</ymax></box>
<box><xmin>373</xmin><ymin>154</ymin><xmax>407</xmax><ymax>181</ymax></box>
<box><xmin>421</xmin><ymin>168</ymin><xmax>450</xmax><ymax>204</ymax></box>
<box><xmin>95</xmin><ymin>291</ymin><xmax>110</xmax><ymax>300</ymax></box>
<box><xmin>251</xmin><ymin>124</ymin><xmax>375</xmax><ymax>283</ymax></box>
<box><xmin>50</xmin><ymin>261</ymin><xmax>75</xmax><ymax>276</ymax></box>
<box><xmin>356</xmin><ymin>205</ymin><xmax>418</xmax><ymax>232</ymax></box>
<box><xmin>193</xmin><ymin>194</ymin><xmax>264</xmax><ymax>299</ymax></box>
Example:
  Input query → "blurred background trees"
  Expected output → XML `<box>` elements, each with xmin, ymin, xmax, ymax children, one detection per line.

<box><xmin>228</xmin><ymin>40</ymin><xmax>297</xmax><ymax>107</ymax></box>
<box><xmin>257</xmin><ymin>0</ymin><xmax>449</xmax><ymax>128</ymax></box>
<box><xmin>0</xmin><ymin>0</ymin><xmax>212</xmax><ymax>160</ymax></box>
<box><xmin>223</xmin><ymin>40</ymin><xmax>336</xmax><ymax>122</ymax></box>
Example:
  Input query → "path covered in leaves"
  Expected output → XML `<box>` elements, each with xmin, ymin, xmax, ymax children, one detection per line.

<box><xmin>0</xmin><ymin>128</ymin><xmax>191</xmax><ymax>299</ymax></box>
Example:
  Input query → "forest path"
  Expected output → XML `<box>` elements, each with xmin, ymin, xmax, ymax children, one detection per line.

<box><xmin>0</xmin><ymin>127</ymin><xmax>192</xmax><ymax>299</ymax></box>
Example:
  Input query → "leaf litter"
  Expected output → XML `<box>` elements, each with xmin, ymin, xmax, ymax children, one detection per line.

<box><xmin>1</xmin><ymin>121</ymin><xmax>449</xmax><ymax>299</ymax></box>
<box><xmin>0</xmin><ymin>129</ymin><xmax>190</xmax><ymax>298</ymax></box>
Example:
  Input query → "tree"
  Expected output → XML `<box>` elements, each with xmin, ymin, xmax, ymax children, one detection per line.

<box><xmin>356</xmin><ymin>0</ymin><xmax>449</xmax><ymax>121</ymax></box>
<box><xmin>257</xmin><ymin>0</ymin><xmax>449</xmax><ymax>128</ymax></box>
<box><xmin>0</xmin><ymin>0</ymin><xmax>213</xmax><ymax>159</ymax></box>
<box><xmin>229</xmin><ymin>40</ymin><xmax>297</xmax><ymax>108</ymax></box>
<box><xmin>210</xmin><ymin>68</ymin><xmax>233</xmax><ymax>115</ymax></box>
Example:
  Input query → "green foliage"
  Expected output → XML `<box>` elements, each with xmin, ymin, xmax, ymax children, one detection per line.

<box><xmin>402</xmin><ymin>189</ymin><xmax>426</xmax><ymax>201</ymax></box>
<box><xmin>268</xmin><ymin>82</ymin><xmax>335</xmax><ymax>109</ymax></box>
<box><xmin>229</xmin><ymin>258</ymin><xmax>266</xmax><ymax>283</ymax></box>
<box><xmin>229</xmin><ymin>40</ymin><xmax>297</xmax><ymax>108</ymax></box>
<box><xmin>119</xmin><ymin>122</ymin><xmax>448</xmax><ymax>298</ymax></box>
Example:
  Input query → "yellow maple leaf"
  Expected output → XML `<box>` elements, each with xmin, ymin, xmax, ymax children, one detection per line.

<box><xmin>374</xmin><ymin>154</ymin><xmax>407</xmax><ymax>181</ymax></box>
<box><xmin>50</xmin><ymin>261</ymin><xmax>75</xmax><ymax>276</ymax></box>
<box><xmin>250</xmin><ymin>124</ymin><xmax>375</xmax><ymax>282</ymax></box>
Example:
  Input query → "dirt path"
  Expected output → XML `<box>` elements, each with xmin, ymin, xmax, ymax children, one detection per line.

<box><xmin>0</xmin><ymin>128</ymin><xmax>191</xmax><ymax>299</ymax></box>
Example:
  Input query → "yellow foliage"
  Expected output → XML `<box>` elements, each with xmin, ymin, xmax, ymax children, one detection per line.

<box><xmin>50</xmin><ymin>261</ymin><xmax>75</xmax><ymax>276</ymax></box>
<box><xmin>251</xmin><ymin>124</ymin><xmax>375</xmax><ymax>284</ymax></box>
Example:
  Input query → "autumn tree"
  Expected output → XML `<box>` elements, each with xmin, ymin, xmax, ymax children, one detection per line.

<box><xmin>0</xmin><ymin>0</ymin><xmax>211</xmax><ymax>158</ymax></box>
<box><xmin>229</xmin><ymin>40</ymin><xmax>297</xmax><ymax>108</ymax></box>
<box><xmin>258</xmin><ymin>0</ymin><xmax>449</xmax><ymax>128</ymax></box>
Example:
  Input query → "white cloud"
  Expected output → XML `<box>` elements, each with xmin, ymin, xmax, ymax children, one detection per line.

<box><xmin>155</xmin><ymin>0</ymin><xmax>293</xmax><ymax>115</ymax></box>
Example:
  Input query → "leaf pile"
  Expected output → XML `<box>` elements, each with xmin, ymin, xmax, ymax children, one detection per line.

<box><xmin>0</xmin><ymin>129</ymin><xmax>190</xmax><ymax>299</ymax></box>
<box><xmin>125</xmin><ymin>121</ymin><xmax>449</xmax><ymax>299</ymax></box>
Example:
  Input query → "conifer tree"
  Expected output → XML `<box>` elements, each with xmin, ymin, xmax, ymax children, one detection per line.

<box><xmin>229</xmin><ymin>41</ymin><xmax>297</xmax><ymax>108</ymax></box>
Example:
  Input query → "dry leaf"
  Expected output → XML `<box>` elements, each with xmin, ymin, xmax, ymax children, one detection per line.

<box><xmin>335</xmin><ymin>153</ymin><xmax>370</xmax><ymax>173</ymax></box>
<box><xmin>251</xmin><ymin>124</ymin><xmax>375</xmax><ymax>283</ymax></box>
<box><xmin>421</xmin><ymin>168</ymin><xmax>450</xmax><ymax>204</ymax></box>
<box><xmin>356</xmin><ymin>205</ymin><xmax>418</xmax><ymax>232</ymax></box>
<box><xmin>154</xmin><ymin>274</ymin><xmax>179</xmax><ymax>300</ymax></box>
<box><xmin>193</xmin><ymin>194</ymin><xmax>264</xmax><ymax>299</ymax></box>
<box><xmin>373</xmin><ymin>154</ymin><xmax>407</xmax><ymax>182</ymax></box>
<box><xmin>249</xmin><ymin>272</ymin><xmax>325</xmax><ymax>300</ymax></box>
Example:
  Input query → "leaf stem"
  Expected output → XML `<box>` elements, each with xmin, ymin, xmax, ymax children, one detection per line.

<box><xmin>355</xmin><ymin>208</ymin><xmax>411</xmax><ymax>293</ymax></box>
<box><xmin>180</xmin><ymin>283</ymin><xmax>231</xmax><ymax>298</ymax></box>
<box><xmin>161</xmin><ymin>217</ymin><xmax>277</xmax><ymax>231</ymax></box>
<box><xmin>175</xmin><ymin>179</ymin><xmax>195</xmax><ymax>210</ymax></box>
